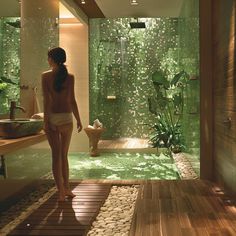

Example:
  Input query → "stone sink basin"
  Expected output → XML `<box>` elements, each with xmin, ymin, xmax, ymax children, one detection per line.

<box><xmin>0</xmin><ymin>118</ymin><xmax>44</xmax><ymax>138</ymax></box>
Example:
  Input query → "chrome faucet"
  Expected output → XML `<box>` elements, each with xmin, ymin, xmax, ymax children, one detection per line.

<box><xmin>9</xmin><ymin>101</ymin><xmax>26</xmax><ymax>120</ymax></box>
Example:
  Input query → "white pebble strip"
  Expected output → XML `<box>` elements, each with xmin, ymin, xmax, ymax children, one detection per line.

<box><xmin>87</xmin><ymin>185</ymin><xmax>139</xmax><ymax>236</ymax></box>
<box><xmin>0</xmin><ymin>187</ymin><xmax>57</xmax><ymax>236</ymax></box>
<box><xmin>173</xmin><ymin>153</ymin><xmax>199</xmax><ymax>179</ymax></box>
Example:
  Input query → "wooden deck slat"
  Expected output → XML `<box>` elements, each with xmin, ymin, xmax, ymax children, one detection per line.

<box><xmin>28</xmin><ymin>212</ymin><xmax>96</xmax><ymax>217</ymax></box>
<box><xmin>9</xmin><ymin>229</ymin><xmax>85</xmax><ymax>236</ymax></box>
<box><xmin>161</xmin><ymin>213</ymin><xmax>182</xmax><ymax>236</ymax></box>
<box><xmin>39</xmin><ymin>203</ymin><xmax>101</xmax><ymax>208</ymax></box>
<box><xmin>17</xmin><ymin>225</ymin><xmax>88</xmax><ymax>230</ymax></box>
<box><xmin>18</xmin><ymin>219</ymin><xmax>92</xmax><ymax>225</ymax></box>
<box><xmin>98</xmin><ymin>138</ymin><xmax>149</xmax><ymax>149</ymax></box>
<box><xmin>129</xmin><ymin>180</ymin><xmax>236</xmax><ymax>236</ymax></box>
<box><xmin>9</xmin><ymin>183</ymin><xmax>111</xmax><ymax>236</ymax></box>
<box><xmin>49</xmin><ymin>197</ymin><xmax>108</xmax><ymax>200</ymax></box>
<box><xmin>8</xmin><ymin>180</ymin><xmax>236</xmax><ymax>236</ymax></box>
<box><xmin>181</xmin><ymin>228</ymin><xmax>209</xmax><ymax>236</ymax></box>
<box><xmin>35</xmin><ymin>208</ymin><xmax>98</xmax><ymax>213</ymax></box>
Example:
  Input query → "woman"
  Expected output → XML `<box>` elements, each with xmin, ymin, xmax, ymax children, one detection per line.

<box><xmin>42</xmin><ymin>47</ymin><xmax>82</xmax><ymax>201</ymax></box>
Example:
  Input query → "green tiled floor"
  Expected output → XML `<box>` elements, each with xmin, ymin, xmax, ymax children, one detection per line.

<box><xmin>69</xmin><ymin>152</ymin><xmax>180</xmax><ymax>180</ymax></box>
<box><xmin>4</xmin><ymin>149</ymin><xmax>180</xmax><ymax>180</ymax></box>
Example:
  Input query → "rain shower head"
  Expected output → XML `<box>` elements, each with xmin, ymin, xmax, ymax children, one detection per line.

<box><xmin>129</xmin><ymin>21</ymin><xmax>146</xmax><ymax>29</ymax></box>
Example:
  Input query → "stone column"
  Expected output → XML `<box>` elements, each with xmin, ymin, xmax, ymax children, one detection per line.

<box><xmin>20</xmin><ymin>0</ymin><xmax>59</xmax><ymax>117</ymax></box>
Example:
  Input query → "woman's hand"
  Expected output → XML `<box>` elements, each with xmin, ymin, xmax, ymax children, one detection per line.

<box><xmin>77</xmin><ymin>121</ymin><xmax>83</xmax><ymax>133</ymax></box>
<box><xmin>43</xmin><ymin>121</ymin><xmax>50</xmax><ymax>133</ymax></box>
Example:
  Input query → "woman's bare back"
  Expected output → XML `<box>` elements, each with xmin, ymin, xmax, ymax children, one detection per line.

<box><xmin>42</xmin><ymin>71</ymin><xmax>74</xmax><ymax>113</ymax></box>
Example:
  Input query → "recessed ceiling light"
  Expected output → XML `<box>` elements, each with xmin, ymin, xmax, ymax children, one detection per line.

<box><xmin>130</xmin><ymin>0</ymin><xmax>138</xmax><ymax>5</ymax></box>
<box><xmin>81</xmin><ymin>0</ymin><xmax>86</xmax><ymax>4</ymax></box>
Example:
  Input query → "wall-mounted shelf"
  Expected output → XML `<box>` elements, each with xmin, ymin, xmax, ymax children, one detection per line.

<box><xmin>107</xmin><ymin>95</ymin><xmax>116</xmax><ymax>100</ymax></box>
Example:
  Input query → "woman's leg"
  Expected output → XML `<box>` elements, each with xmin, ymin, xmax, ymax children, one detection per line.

<box><xmin>58</xmin><ymin>123</ymin><xmax>74</xmax><ymax>197</ymax></box>
<box><xmin>46</xmin><ymin>128</ymin><xmax>65</xmax><ymax>201</ymax></box>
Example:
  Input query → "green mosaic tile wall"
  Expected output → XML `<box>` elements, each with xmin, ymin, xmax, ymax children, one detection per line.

<box><xmin>179</xmin><ymin>0</ymin><xmax>200</xmax><ymax>153</ymax></box>
<box><xmin>89</xmin><ymin>18</ymin><xmax>180</xmax><ymax>139</ymax></box>
<box><xmin>0</xmin><ymin>17</ymin><xmax>20</xmax><ymax>114</ymax></box>
<box><xmin>89</xmin><ymin>13</ymin><xmax>199</xmax><ymax>151</ymax></box>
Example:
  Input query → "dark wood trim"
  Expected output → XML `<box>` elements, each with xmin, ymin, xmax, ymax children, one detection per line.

<box><xmin>199</xmin><ymin>0</ymin><xmax>214</xmax><ymax>180</ymax></box>
<box><xmin>0</xmin><ymin>132</ymin><xmax>46</xmax><ymax>156</ymax></box>
<box><xmin>73</xmin><ymin>0</ymin><xmax>105</xmax><ymax>18</ymax></box>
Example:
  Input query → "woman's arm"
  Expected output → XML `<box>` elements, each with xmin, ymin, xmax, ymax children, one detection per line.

<box><xmin>41</xmin><ymin>74</ymin><xmax>50</xmax><ymax>131</ymax></box>
<box><xmin>70</xmin><ymin>75</ymin><xmax>83</xmax><ymax>132</ymax></box>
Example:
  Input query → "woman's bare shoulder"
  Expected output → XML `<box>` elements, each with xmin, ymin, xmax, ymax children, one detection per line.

<box><xmin>42</xmin><ymin>70</ymin><xmax>53</xmax><ymax>78</ymax></box>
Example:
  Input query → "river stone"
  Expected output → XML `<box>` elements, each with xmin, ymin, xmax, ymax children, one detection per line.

<box><xmin>87</xmin><ymin>185</ymin><xmax>139</xmax><ymax>236</ymax></box>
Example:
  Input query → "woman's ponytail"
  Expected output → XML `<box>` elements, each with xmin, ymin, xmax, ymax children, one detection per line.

<box><xmin>48</xmin><ymin>47</ymin><xmax>68</xmax><ymax>93</ymax></box>
<box><xmin>54</xmin><ymin>64</ymin><xmax>68</xmax><ymax>92</ymax></box>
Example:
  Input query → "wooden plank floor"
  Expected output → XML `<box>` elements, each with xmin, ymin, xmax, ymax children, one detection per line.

<box><xmin>99</xmin><ymin>138</ymin><xmax>149</xmax><ymax>149</ymax></box>
<box><xmin>9</xmin><ymin>183</ymin><xmax>111</xmax><ymax>236</ymax></box>
<box><xmin>7</xmin><ymin>180</ymin><xmax>236</xmax><ymax>236</ymax></box>
<box><xmin>129</xmin><ymin>180</ymin><xmax>236</xmax><ymax>236</ymax></box>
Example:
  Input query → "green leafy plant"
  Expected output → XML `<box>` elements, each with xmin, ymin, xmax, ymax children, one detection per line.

<box><xmin>149</xmin><ymin>114</ymin><xmax>185</xmax><ymax>154</ymax></box>
<box><xmin>0</xmin><ymin>76</ymin><xmax>19</xmax><ymax>114</ymax></box>
<box><xmin>0</xmin><ymin>76</ymin><xmax>17</xmax><ymax>93</ymax></box>
<box><xmin>148</xmin><ymin>70</ymin><xmax>189</xmax><ymax>153</ymax></box>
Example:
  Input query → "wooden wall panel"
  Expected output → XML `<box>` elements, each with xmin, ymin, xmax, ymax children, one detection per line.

<box><xmin>200</xmin><ymin>0</ymin><xmax>213</xmax><ymax>180</ymax></box>
<box><xmin>212</xmin><ymin>0</ymin><xmax>236</xmax><ymax>193</ymax></box>
<box><xmin>214</xmin><ymin>110</ymin><xmax>236</xmax><ymax>138</ymax></box>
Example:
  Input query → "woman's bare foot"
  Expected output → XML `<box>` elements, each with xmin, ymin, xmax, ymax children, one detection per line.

<box><xmin>65</xmin><ymin>189</ymin><xmax>76</xmax><ymax>198</ymax></box>
<box><xmin>58</xmin><ymin>190</ymin><xmax>66</xmax><ymax>202</ymax></box>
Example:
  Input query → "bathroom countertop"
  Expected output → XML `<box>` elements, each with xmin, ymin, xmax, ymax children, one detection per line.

<box><xmin>0</xmin><ymin>132</ymin><xmax>46</xmax><ymax>155</ymax></box>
